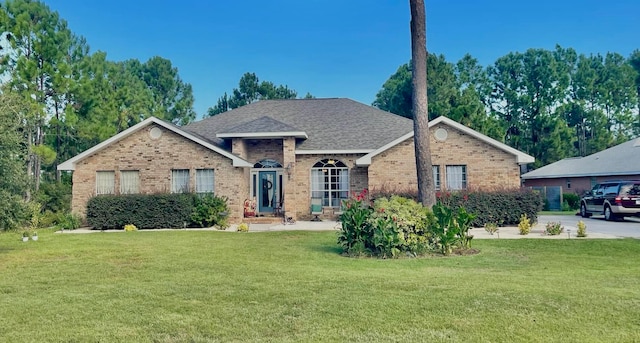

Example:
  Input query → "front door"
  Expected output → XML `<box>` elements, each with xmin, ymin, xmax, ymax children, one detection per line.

<box><xmin>258</xmin><ymin>171</ymin><xmax>277</xmax><ymax>213</ymax></box>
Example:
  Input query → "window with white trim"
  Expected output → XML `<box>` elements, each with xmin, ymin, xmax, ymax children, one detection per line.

<box><xmin>311</xmin><ymin>159</ymin><xmax>349</xmax><ymax>207</ymax></box>
<box><xmin>120</xmin><ymin>170</ymin><xmax>140</xmax><ymax>194</ymax></box>
<box><xmin>171</xmin><ymin>169</ymin><xmax>190</xmax><ymax>193</ymax></box>
<box><xmin>446</xmin><ymin>165</ymin><xmax>467</xmax><ymax>190</ymax></box>
<box><xmin>432</xmin><ymin>165</ymin><xmax>441</xmax><ymax>190</ymax></box>
<box><xmin>96</xmin><ymin>171</ymin><xmax>115</xmax><ymax>195</ymax></box>
<box><xmin>196</xmin><ymin>169</ymin><xmax>215</xmax><ymax>194</ymax></box>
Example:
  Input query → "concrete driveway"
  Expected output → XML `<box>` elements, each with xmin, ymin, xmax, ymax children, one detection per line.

<box><xmin>538</xmin><ymin>214</ymin><xmax>640</xmax><ymax>238</ymax></box>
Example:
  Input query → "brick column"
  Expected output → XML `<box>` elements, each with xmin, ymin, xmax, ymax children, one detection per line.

<box><xmin>282</xmin><ymin>137</ymin><xmax>297</xmax><ymax>220</ymax></box>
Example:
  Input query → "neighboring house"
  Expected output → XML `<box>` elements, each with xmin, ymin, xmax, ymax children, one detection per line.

<box><xmin>521</xmin><ymin>137</ymin><xmax>640</xmax><ymax>194</ymax></box>
<box><xmin>58</xmin><ymin>98</ymin><xmax>534</xmax><ymax>223</ymax></box>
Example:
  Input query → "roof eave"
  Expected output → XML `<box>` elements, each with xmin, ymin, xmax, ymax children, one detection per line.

<box><xmin>355</xmin><ymin>132</ymin><xmax>414</xmax><ymax>166</ymax></box>
<box><xmin>296</xmin><ymin>149</ymin><xmax>373</xmax><ymax>155</ymax></box>
<box><xmin>522</xmin><ymin>171</ymin><xmax>640</xmax><ymax>180</ymax></box>
<box><xmin>217</xmin><ymin>131</ymin><xmax>309</xmax><ymax>139</ymax></box>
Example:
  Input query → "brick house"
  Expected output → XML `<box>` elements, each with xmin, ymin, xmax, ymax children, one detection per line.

<box><xmin>522</xmin><ymin>138</ymin><xmax>640</xmax><ymax>195</ymax></box>
<box><xmin>58</xmin><ymin>98</ymin><xmax>534</xmax><ymax>224</ymax></box>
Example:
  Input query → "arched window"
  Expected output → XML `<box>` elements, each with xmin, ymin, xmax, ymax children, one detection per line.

<box><xmin>254</xmin><ymin>159</ymin><xmax>282</xmax><ymax>168</ymax></box>
<box><xmin>310</xmin><ymin>159</ymin><xmax>349</xmax><ymax>207</ymax></box>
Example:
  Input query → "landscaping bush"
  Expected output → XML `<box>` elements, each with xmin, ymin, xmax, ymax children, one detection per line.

<box><xmin>431</xmin><ymin>203</ymin><xmax>476</xmax><ymax>255</ymax></box>
<box><xmin>436</xmin><ymin>188</ymin><xmax>543</xmax><ymax>227</ymax></box>
<box><xmin>337</xmin><ymin>189</ymin><xmax>374</xmax><ymax>256</ymax></box>
<box><xmin>191</xmin><ymin>194</ymin><xmax>229</xmax><ymax>229</ymax></box>
<box><xmin>518</xmin><ymin>214</ymin><xmax>532</xmax><ymax>235</ymax></box>
<box><xmin>36</xmin><ymin>181</ymin><xmax>71</xmax><ymax>214</ymax></box>
<box><xmin>87</xmin><ymin>193</ymin><xmax>196</xmax><ymax>230</ymax></box>
<box><xmin>577</xmin><ymin>220</ymin><xmax>587</xmax><ymax>237</ymax></box>
<box><xmin>544</xmin><ymin>221</ymin><xmax>564</xmax><ymax>235</ymax></box>
<box><xmin>371</xmin><ymin>196</ymin><xmax>435</xmax><ymax>255</ymax></box>
<box><xmin>56</xmin><ymin>212</ymin><xmax>83</xmax><ymax>230</ymax></box>
<box><xmin>338</xmin><ymin>192</ymin><xmax>475</xmax><ymax>258</ymax></box>
<box><xmin>563</xmin><ymin>193</ymin><xmax>580</xmax><ymax>210</ymax></box>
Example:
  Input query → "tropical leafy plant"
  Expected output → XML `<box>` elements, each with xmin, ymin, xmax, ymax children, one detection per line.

<box><xmin>338</xmin><ymin>189</ymin><xmax>373</xmax><ymax>256</ymax></box>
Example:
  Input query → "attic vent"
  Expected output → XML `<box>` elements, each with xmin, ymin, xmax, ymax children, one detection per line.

<box><xmin>149</xmin><ymin>127</ymin><xmax>162</xmax><ymax>140</ymax></box>
<box><xmin>434</xmin><ymin>128</ymin><xmax>448</xmax><ymax>142</ymax></box>
<box><xmin>634</xmin><ymin>138</ymin><xmax>640</xmax><ymax>147</ymax></box>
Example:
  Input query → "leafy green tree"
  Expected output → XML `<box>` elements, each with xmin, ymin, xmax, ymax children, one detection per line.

<box><xmin>207</xmin><ymin>72</ymin><xmax>302</xmax><ymax>116</ymax></box>
<box><xmin>0</xmin><ymin>90</ymin><xmax>30</xmax><ymax>230</ymax></box>
<box><xmin>374</xmin><ymin>55</ymin><xmax>502</xmax><ymax>141</ymax></box>
<box><xmin>374</xmin><ymin>55</ymin><xmax>459</xmax><ymax>120</ymax></box>
<box><xmin>139</xmin><ymin>56</ymin><xmax>195</xmax><ymax>125</ymax></box>
<box><xmin>0</xmin><ymin>0</ymin><xmax>80</xmax><ymax>189</ymax></box>
<box><xmin>2</xmin><ymin>0</ymin><xmax>196</xmax><ymax>191</ymax></box>
<box><xmin>629</xmin><ymin>50</ymin><xmax>640</xmax><ymax>135</ymax></box>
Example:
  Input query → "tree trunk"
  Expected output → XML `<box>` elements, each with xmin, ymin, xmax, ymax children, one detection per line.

<box><xmin>410</xmin><ymin>0</ymin><xmax>435</xmax><ymax>207</ymax></box>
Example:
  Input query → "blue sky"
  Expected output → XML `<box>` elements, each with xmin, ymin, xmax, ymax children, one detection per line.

<box><xmin>48</xmin><ymin>0</ymin><xmax>638</xmax><ymax>119</ymax></box>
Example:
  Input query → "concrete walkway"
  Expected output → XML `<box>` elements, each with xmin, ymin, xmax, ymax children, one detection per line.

<box><xmin>61</xmin><ymin>220</ymin><xmax>618</xmax><ymax>239</ymax></box>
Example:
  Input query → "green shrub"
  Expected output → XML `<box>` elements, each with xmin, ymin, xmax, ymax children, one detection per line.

<box><xmin>371</xmin><ymin>196</ymin><xmax>434</xmax><ymax>254</ymax></box>
<box><xmin>563</xmin><ymin>193</ymin><xmax>580</xmax><ymax>210</ymax></box>
<box><xmin>36</xmin><ymin>181</ymin><xmax>71</xmax><ymax>214</ymax></box>
<box><xmin>86</xmin><ymin>193</ymin><xmax>195</xmax><ymax>230</ymax></box>
<box><xmin>339</xmin><ymin>192</ymin><xmax>478</xmax><ymax>258</ymax></box>
<box><xmin>57</xmin><ymin>213</ymin><xmax>82</xmax><ymax>230</ymax></box>
<box><xmin>0</xmin><ymin>191</ymin><xmax>28</xmax><ymax>231</ymax></box>
<box><xmin>436</xmin><ymin>188</ymin><xmax>543</xmax><ymax>227</ymax></box>
<box><xmin>545</xmin><ymin>221</ymin><xmax>564</xmax><ymax>235</ymax></box>
<box><xmin>518</xmin><ymin>214</ymin><xmax>532</xmax><ymax>235</ymax></box>
<box><xmin>191</xmin><ymin>194</ymin><xmax>229</xmax><ymax>229</ymax></box>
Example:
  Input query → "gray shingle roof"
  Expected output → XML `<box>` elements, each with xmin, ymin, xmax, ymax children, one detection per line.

<box><xmin>521</xmin><ymin>138</ymin><xmax>640</xmax><ymax>179</ymax></box>
<box><xmin>183</xmin><ymin>98</ymin><xmax>413</xmax><ymax>151</ymax></box>
<box><xmin>221</xmin><ymin>116</ymin><xmax>303</xmax><ymax>134</ymax></box>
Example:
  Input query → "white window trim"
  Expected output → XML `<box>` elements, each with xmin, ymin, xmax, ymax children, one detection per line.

<box><xmin>310</xmin><ymin>160</ymin><xmax>349</xmax><ymax>208</ymax></box>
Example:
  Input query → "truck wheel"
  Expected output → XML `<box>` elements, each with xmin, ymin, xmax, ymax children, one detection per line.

<box><xmin>604</xmin><ymin>206</ymin><xmax>617</xmax><ymax>221</ymax></box>
<box><xmin>580</xmin><ymin>203</ymin><xmax>591</xmax><ymax>218</ymax></box>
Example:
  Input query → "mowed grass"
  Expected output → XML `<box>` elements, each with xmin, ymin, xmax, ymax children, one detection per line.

<box><xmin>1</xmin><ymin>230</ymin><xmax>639</xmax><ymax>342</ymax></box>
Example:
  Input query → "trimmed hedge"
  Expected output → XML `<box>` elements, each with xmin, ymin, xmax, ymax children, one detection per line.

<box><xmin>87</xmin><ymin>193</ymin><xmax>195</xmax><ymax>230</ymax></box>
<box><xmin>437</xmin><ymin>188</ymin><xmax>544</xmax><ymax>227</ymax></box>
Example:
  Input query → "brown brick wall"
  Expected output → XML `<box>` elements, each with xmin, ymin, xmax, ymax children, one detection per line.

<box><xmin>369</xmin><ymin>124</ymin><xmax>522</xmax><ymax>192</ymax></box>
<box><xmin>71</xmin><ymin>124</ymin><xmax>245</xmax><ymax>223</ymax></box>
<box><xmin>71</xmin><ymin>122</ymin><xmax>528</xmax><ymax>225</ymax></box>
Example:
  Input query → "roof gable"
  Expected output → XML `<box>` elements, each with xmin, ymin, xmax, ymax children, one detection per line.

<box><xmin>356</xmin><ymin>116</ymin><xmax>535</xmax><ymax>166</ymax></box>
<box><xmin>57</xmin><ymin>117</ymin><xmax>252</xmax><ymax>171</ymax></box>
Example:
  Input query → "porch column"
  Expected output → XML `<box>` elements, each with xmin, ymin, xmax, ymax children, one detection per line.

<box><xmin>283</xmin><ymin>137</ymin><xmax>297</xmax><ymax>220</ymax></box>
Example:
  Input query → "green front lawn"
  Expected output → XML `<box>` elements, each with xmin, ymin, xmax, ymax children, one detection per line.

<box><xmin>2</xmin><ymin>229</ymin><xmax>639</xmax><ymax>342</ymax></box>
